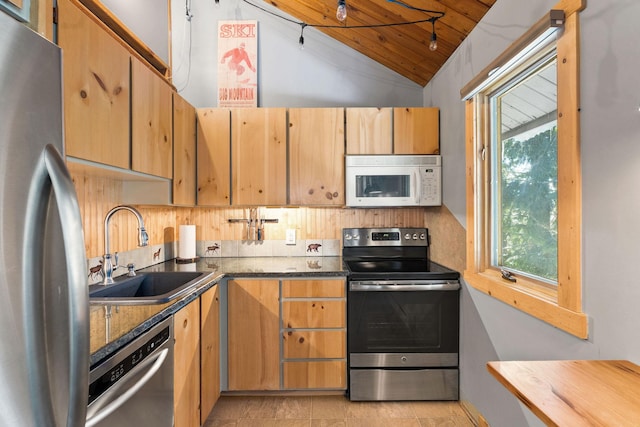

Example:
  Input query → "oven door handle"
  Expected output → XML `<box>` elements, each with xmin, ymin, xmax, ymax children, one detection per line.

<box><xmin>349</xmin><ymin>281</ymin><xmax>460</xmax><ymax>291</ymax></box>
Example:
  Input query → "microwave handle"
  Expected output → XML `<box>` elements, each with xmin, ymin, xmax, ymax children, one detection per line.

<box><xmin>413</xmin><ymin>169</ymin><xmax>422</xmax><ymax>204</ymax></box>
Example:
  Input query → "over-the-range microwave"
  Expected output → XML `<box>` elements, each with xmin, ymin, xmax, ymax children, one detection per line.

<box><xmin>345</xmin><ymin>155</ymin><xmax>442</xmax><ymax>207</ymax></box>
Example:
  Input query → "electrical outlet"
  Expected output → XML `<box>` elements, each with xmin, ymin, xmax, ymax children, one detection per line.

<box><xmin>286</xmin><ymin>229</ymin><xmax>296</xmax><ymax>245</ymax></box>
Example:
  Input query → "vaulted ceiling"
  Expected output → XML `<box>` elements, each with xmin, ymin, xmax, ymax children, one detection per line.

<box><xmin>264</xmin><ymin>0</ymin><xmax>497</xmax><ymax>86</ymax></box>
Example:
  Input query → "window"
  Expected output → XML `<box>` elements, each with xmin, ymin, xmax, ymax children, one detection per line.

<box><xmin>462</xmin><ymin>1</ymin><xmax>587</xmax><ymax>338</ymax></box>
<box><xmin>491</xmin><ymin>51</ymin><xmax>558</xmax><ymax>284</ymax></box>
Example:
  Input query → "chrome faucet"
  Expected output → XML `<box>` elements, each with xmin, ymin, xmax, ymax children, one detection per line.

<box><xmin>103</xmin><ymin>205</ymin><xmax>149</xmax><ymax>285</ymax></box>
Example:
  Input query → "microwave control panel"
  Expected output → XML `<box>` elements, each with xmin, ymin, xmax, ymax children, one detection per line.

<box><xmin>420</xmin><ymin>167</ymin><xmax>441</xmax><ymax>205</ymax></box>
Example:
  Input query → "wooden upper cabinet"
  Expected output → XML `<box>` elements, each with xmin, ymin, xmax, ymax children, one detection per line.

<box><xmin>289</xmin><ymin>108</ymin><xmax>345</xmax><ymax>206</ymax></box>
<box><xmin>173</xmin><ymin>93</ymin><xmax>196</xmax><ymax>206</ymax></box>
<box><xmin>58</xmin><ymin>0</ymin><xmax>130</xmax><ymax>169</ymax></box>
<box><xmin>131</xmin><ymin>58</ymin><xmax>173</xmax><ymax>178</ymax></box>
<box><xmin>393</xmin><ymin>107</ymin><xmax>440</xmax><ymax>154</ymax></box>
<box><xmin>197</xmin><ymin>108</ymin><xmax>231</xmax><ymax>206</ymax></box>
<box><xmin>346</xmin><ymin>108</ymin><xmax>392</xmax><ymax>154</ymax></box>
<box><xmin>232</xmin><ymin>108</ymin><xmax>287</xmax><ymax>205</ymax></box>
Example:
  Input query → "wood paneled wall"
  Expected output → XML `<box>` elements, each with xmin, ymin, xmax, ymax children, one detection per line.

<box><xmin>72</xmin><ymin>174</ymin><xmax>465</xmax><ymax>272</ymax></box>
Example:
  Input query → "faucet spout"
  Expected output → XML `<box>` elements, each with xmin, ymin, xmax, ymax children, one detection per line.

<box><xmin>103</xmin><ymin>205</ymin><xmax>149</xmax><ymax>285</ymax></box>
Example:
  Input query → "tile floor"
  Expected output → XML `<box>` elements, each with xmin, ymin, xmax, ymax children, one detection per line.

<box><xmin>203</xmin><ymin>395</ymin><xmax>475</xmax><ymax>427</ymax></box>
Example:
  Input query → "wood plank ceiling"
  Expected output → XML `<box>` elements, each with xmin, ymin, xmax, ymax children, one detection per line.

<box><xmin>264</xmin><ymin>0</ymin><xmax>496</xmax><ymax>86</ymax></box>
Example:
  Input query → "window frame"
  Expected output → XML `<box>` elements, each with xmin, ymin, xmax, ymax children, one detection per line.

<box><xmin>463</xmin><ymin>0</ymin><xmax>588</xmax><ymax>339</ymax></box>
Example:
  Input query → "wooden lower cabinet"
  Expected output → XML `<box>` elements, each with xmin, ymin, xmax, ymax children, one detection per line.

<box><xmin>173</xmin><ymin>284</ymin><xmax>220</xmax><ymax>427</ymax></box>
<box><xmin>200</xmin><ymin>285</ymin><xmax>220</xmax><ymax>424</ymax></box>
<box><xmin>227</xmin><ymin>279</ymin><xmax>280</xmax><ymax>390</ymax></box>
<box><xmin>283</xmin><ymin>330</ymin><xmax>345</xmax><ymax>359</ymax></box>
<box><xmin>226</xmin><ymin>278</ymin><xmax>347</xmax><ymax>392</ymax></box>
<box><xmin>174</xmin><ymin>297</ymin><xmax>201</xmax><ymax>427</ymax></box>
<box><xmin>281</xmin><ymin>278</ymin><xmax>347</xmax><ymax>391</ymax></box>
<box><xmin>283</xmin><ymin>361</ymin><xmax>347</xmax><ymax>389</ymax></box>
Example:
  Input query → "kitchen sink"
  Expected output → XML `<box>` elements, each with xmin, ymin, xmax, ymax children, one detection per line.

<box><xmin>89</xmin><ymin>271</ymin><xmax>213</xmax><ymax>305</ymax></box>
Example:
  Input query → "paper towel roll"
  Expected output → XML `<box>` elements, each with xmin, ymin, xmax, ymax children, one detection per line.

<box><xmin>178</xmin><ymin>225</ymin><xmax>196</xmax><ymax>260</ymax></box>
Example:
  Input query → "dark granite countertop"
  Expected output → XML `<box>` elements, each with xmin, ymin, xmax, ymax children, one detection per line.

<box><xmin>90</xmin><ymin>256</ymin><xmax>347</xmax><ymax>366</ymax></box>
<box><xmin>139</xmin><ymin>256</ymin><xmax>347</xmax><ymax>277</ymax></box>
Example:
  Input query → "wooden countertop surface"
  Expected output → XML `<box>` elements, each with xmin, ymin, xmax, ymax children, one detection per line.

<box><xmin>487</xmin><ymin>360</ymin><xmax>640</xmax><ymax>426</ymax></box>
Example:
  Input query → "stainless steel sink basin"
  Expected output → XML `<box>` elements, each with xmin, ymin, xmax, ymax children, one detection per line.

<box><xmin>89</xmin><ymin>271</ymin><xmax>213</xmax><ymax>305</ymax></box>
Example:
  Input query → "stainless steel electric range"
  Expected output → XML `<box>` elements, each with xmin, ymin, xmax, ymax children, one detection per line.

<box><xmin>343</xmin><ymin>227</ymin><xmax>460</xmax><ymax>401</ymax></box>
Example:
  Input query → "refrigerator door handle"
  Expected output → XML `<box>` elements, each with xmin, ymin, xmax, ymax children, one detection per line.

<box><xmin>23</xmin><ymin>144</ymin><xmax>89</xmax><ymax>426</ymax></box>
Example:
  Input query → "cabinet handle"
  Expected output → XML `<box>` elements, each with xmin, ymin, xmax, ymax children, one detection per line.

<box><xmin>183</xmin><ymin>318</ymin><xmax>188</xmax><ymax>328</ymax></box>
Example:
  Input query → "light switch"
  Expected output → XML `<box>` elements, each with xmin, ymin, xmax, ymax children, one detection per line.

<box><xmin>286</xmin><ymin>229</ymin><xmax>296</xmax><ymax>245</ymax></box>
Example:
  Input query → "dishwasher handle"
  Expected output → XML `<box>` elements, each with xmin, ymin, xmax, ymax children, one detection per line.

<box><xmin>86</xmin><ymin>348</ymin><xmax>169</xmax><ymax>427</ymax></box>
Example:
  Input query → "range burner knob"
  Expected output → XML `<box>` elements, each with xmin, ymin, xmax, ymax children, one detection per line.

<box><xmin>419</xmin><ymin>233</ymin><xmax>426</xmax><ymax>240</ymax></box>
<box><xmin>344</xmin><ymin>234</ymin><xmax>352</xmax><ymax>240</ymax></box>
<box><xmin>353</xmin><ymin>234</ymin><xmax>360</xmax><ymax>240</ymax></box>
<box><xmin>404</xmin><ymin>233</ymin><xmax>411</xmax><ymax>240</ymax></box>
<box><xmin>412</xmin><ymin>233</ymin><xmax>418</xmax><ymax>240</ymax></box>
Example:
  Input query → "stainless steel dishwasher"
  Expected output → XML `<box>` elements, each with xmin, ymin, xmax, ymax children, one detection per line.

<box><xmin>86</xmin><ymin>317</ymin><xmax>174</xmax><ymax>427</ymax></box>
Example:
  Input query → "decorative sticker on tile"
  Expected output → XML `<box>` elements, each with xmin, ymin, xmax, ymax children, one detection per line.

<box><xmin>205</xmin><ymin>242</ymin><xmax>221</xmax><ymax>256</ymax></box>
<box><xmin>306</xmin><ymin>241</ymin><xmax>323</xmax><ymax>256</ymax></box>
<box><xmin>87</xmin><ymin>258</ymin><xmax>104</xmax><ymax>283</ymax></box>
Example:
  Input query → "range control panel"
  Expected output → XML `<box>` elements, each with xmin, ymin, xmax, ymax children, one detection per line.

<box><xmin>343</xmin><ymin>227</ymin><xmax>429</xmax><ymax>247</ymax></box>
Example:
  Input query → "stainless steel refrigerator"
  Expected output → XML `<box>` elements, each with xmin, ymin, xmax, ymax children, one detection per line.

<box><xmin>0</xmin><ymin>11</ymin><xmax>89</xmax><ymax>427</ymax></box>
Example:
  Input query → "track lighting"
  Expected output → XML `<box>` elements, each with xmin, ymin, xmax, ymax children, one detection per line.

<box><xmin>238</xmin><ymin>0</ymin><xmax>444</xmax><ymax>53</ymax></box>
<box><xmin>336</xmin><ymin>0</ymin><xmax>347</xmax><ymax>22</ymax></box>
<box><xmin>429</xmin><ymin>20</ymin><xmax>438</xmax><ymax>51</ymax></box>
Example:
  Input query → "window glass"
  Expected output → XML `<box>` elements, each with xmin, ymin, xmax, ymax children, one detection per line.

<box><xmin>489</xmin><ymin>55</ymin><xmax>558</xmax><ymax>283</ymax></box>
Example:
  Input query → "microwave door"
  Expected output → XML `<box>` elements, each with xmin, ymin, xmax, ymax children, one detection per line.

<box><xmin>349</xmin><ymin>167</ymin><xmax>416</xmax><ymax>207</ymax></box>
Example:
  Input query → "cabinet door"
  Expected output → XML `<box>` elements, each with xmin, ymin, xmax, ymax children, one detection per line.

<box><xmin>58</xmin><ymin>0</ymin><xmax>130</xmax><ymax>169</ymax></box>
<box><xmin>283</xmin><ymin>330</ymin><xmax>346</xmax><ymax>359</ymax></box>
<box><xmin>174</xmin><ymin>298</ymin><xmax>201</xmax><ymax>427</ymax></box>
<box><xmin>282</xmin><ymin>301</ymin><xmax>345</xmax><ymax>328</ymax></box>
<box><xmin>346</xmin><ymin>108</ymin><xmax>392</xmax><ymax>154</ymax></box>
<box><xmin>228</xmin><ymin>279</ymin><xmax>280</xmax><ymax>390</ymax></box>
<box><xmin>173</xmin><ymin>93</ymin><xmax>197</xmax><ymax>205</ymax></box>
<box><xmin>131</xmin><ymin>58</ymin><xmax>173</xmax><ymax>178</ymax></box>
<box><xmin>289</xmin><ymin>108</ymin><xmax>345</xmax><ymax>206</ymax></box>
<box><xmin>197</xmin><ymin>108</ymin><xmax>231</xmax><ymax>206</ymax></box>
<box><xmin>393</xmin><ymin>107</ymin><xmax>440</xmax><ymax>154</ymax></box>
<box><xmin>282</xmin><ymin>279</ymin><xmax>345</xmax><ymax>298</ymax></box>
<box><xmin>200</xmin><ymin>285</ymin><xmax>220</xmax><ymax>424</ymax></box>
<box><xmin>283</xmin><ymin>361</ymin><xmax>347</xmax><ymax>389</ymax></box>
<box><xmin>232</xmin><ymin>108</ymin><xmax>287</xmax><ymax>205</ymax></box>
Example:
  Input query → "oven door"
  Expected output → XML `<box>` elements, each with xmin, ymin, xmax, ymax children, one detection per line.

<box><xmin>348</xmin><ymin>280</ymin><xmax>459</xmax><ymax>367</ymax></box>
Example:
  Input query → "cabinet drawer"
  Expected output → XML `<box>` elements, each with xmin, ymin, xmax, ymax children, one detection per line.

<box><xmin>282</xmin><ymin>279</ymin><xmax>345</xmax><ymax>298</ymax></box>
<box><xmin>282</xmin><ymin>301</ymin><xmax>345</xmax><ymax>328</ymax></box>
<box><xmin>283</xmin><ymin>330</ymin><xmax>346</xmax><ymax>359</ymax></box>
<box><xmin>283</xmin><ymin>361</ymin><xmax>347</xmax><ymax>389</ymax></box>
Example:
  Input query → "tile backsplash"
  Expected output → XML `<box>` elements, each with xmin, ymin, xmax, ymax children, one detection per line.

<box><xmin>87</xmin><ymin>239</ymin><xmax>340</xmax><ymax>285</ymax></box>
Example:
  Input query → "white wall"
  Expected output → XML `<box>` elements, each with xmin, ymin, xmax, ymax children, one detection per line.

<box><xmin>425</xmin><ymin>0</ymin><xmax>640</xmax><ymax>425</ymax></box>
<box><xmin>101</xmin><ymin>0</ymin><xmax>169</xmax><ymax>64</ymax></box>
<box><xmin>170</xmin><ymin>0</ymin><xmax>423</xmax><ymax>108</ymax></box>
